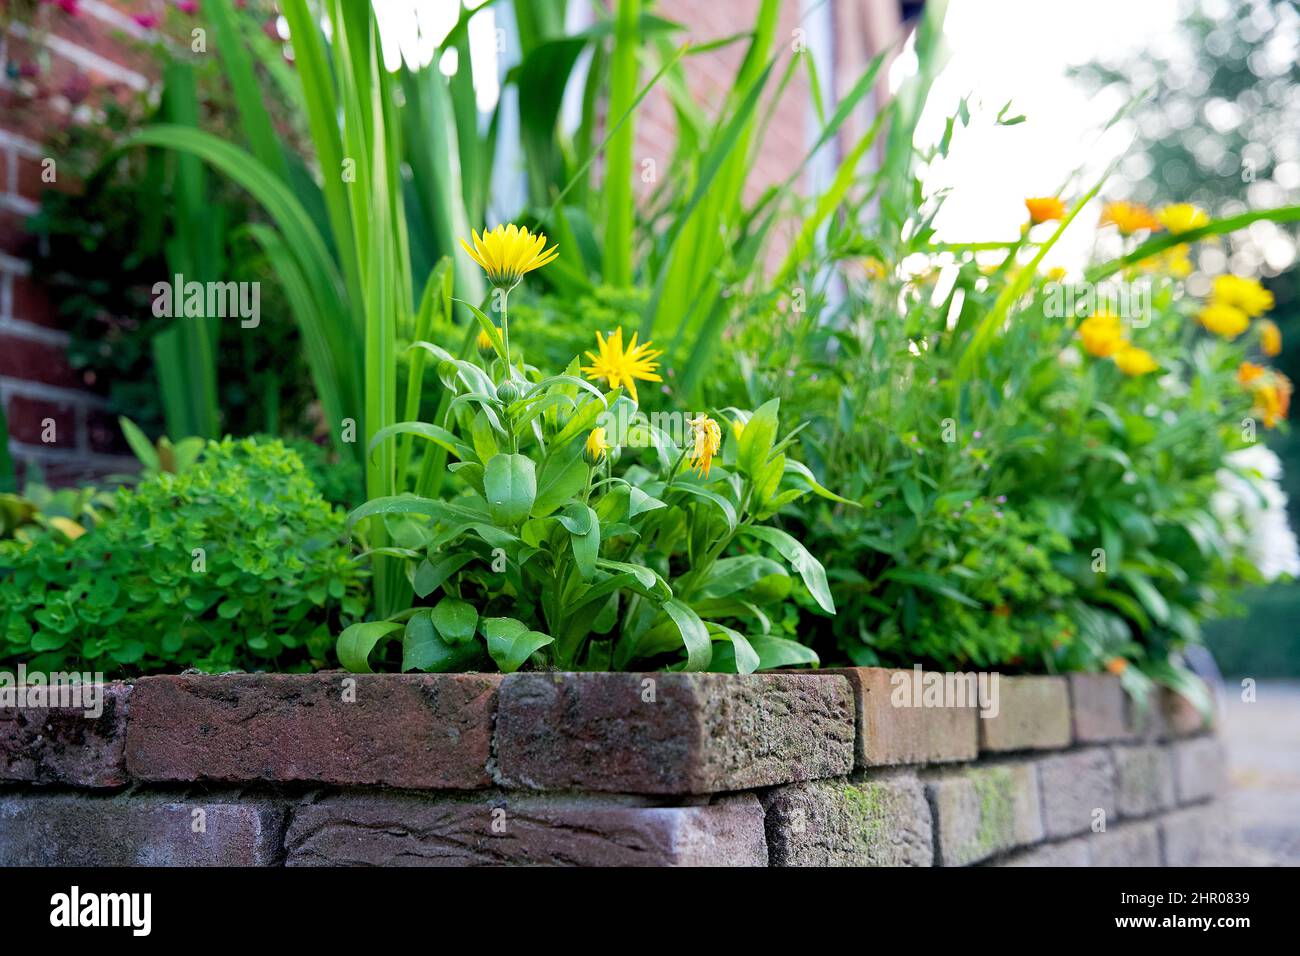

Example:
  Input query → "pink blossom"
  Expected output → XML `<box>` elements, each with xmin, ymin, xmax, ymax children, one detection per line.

<box><xmin>176</xmin><ymin>0</ymin><xmax>199</xmax><ymax>13</ymax></box>
<box><xmin>132</xmin><ymin>13</ymin><xmax>161</xmax><ymax>29</ymax></box>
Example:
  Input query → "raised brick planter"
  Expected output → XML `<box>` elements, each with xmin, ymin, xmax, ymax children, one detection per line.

<box><xmin>0</xmin><ymin>669</ymin><xmax>1227</xmax><ymax>866</ymax></box>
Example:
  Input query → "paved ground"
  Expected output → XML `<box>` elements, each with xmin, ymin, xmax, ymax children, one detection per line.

<box><xmin>1219</xmin><ymin>679</ymin><xmax>1300</xmax><ymax>866</ymax></box>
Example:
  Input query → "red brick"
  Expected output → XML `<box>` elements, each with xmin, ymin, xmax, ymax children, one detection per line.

<box><xmin>826</xmin><ymin>666</ymin><xmax>978</xmax><ymax>767</ymax></box>
<box><xmin>495</xmin><ymin>672</ymin><xmax>854</xmax><ymax>794</ymax></box>
<box><xmin>0</xmin><ymin>208</ymin><xmax>31</xmax><ymax>256</ymax></box>
<box><xmin>1069</xmin><ymin>672</ymin><xmax>1135</xmax><ymax>743</ymax></box>
<box><xmin>4</xmin><ymin>392</ymin><xmax>78</xmax><ymax>447</ymax></box>
<box><xmin>0</xmin><ymin>682</ymin><xmax>131</xmax><ymax>788</ymax></box>
<box><xmin>0</xmin><ymin>333</ymin><xmax>84</xmax><ymax>389</ymax></box>
<box><xmin>13</xmin><ymin>153</ymin><xmax>76</xmax><ymax>201</ymax></box>
<box><xmin>9</xmin><ymin>272</ymin><xmax>59</xmax><ymax>328</ymax></box>
<box><xmin>125</xmin><ymin>673</ymin><xmax>501</xmax><ymax>789</ymax></box>
<box><xmin>50</xmin><ymin>14</ymin><xmax>159</xmax><ymax>80</ymax></box>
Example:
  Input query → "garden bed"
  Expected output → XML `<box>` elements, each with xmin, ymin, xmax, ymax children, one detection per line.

<box><xmin>0</xmin><ymin>669</ymin><xmax>1227</xmax><ymax>866</ymax></box>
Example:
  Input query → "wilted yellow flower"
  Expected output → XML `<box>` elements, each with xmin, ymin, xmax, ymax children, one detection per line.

<box><xmin>1198</xmin><ymin>301</ymin><xmax>1250</xmax><ymax>339</ymax></box>
<box><xmin>1100</xmin><ymin>201</ymin><xmax>1162</xmax><ymax>235</ymax></box>
<box><xmin>1157</xmin><ymin>203</ymin><xmax>1209</xmax><ymax>234</ymax></box>
<box><xmin>1238</xmin><ymin>361</ymin><xmax>1266</xmax><ymax>387</ymax></box>
<box><xmin>687</xmin><ymin>415</ymin><xmax>722</xmax><ymax>478</ymax></box>
<box><xmin>1025</xmin><ymin>196</ymin><xmax>1066</xmax><ymax>224</ymax></box>
<box><xmin>1212</xmin><ymin>275</ymin><xmax>1274</xmax><ymax>318</ymax></box>
<box><xmin>583</xmin><ymin>427</ymin><xmax>611</xmax><ymax>465</ymax></box>
<box><xmin>1113</xmin><ymin>343</ymin><xmax>1158</xmax><ymax>377</ymax></box>
<box><xmin>1259</xmin><ymin>319</ymin><xmax>1283</xmax><ymax>357</ymax></box>
<box><xmin>459</xmin><ymin>224</ymin><xmax>558</xmax><ymax>289</ymax></box>
<box><xmin>581</xmin><ymin>327</ymin><xmax>663</xmax><ymax>404</ymax></box>
<box><xmin>1078</xmin><ymin>311</ymin><xmax>1124</xmax><ymax>358</ymax></box>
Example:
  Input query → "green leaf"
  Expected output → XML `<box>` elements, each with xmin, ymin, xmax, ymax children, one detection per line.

<box><xmin>749</xmin><ymin>634</ymin><xmax>819</xmax><ymax>669</ymax></box>
<box><xmin>484</xmin><ymin>454</ymin><xmax>536</xmax><ymax>526</ymax></box>
<box><xmin>413</xmin><ymin>552</ymin><xmax>476</xmax><ymax>598</ymax></box>
<box><xmin>481</xmin><ymin>616</ymin><xmax>553</xmax><ymax>672</ymax></box>
<box><xmin>402</xmin><ymin>610</ymin><xmax>479</xmax><ymax>672</ymax></box>
<box><xmin>661</xmin><ymin>598</ymin><xmax>711</xmax><ymax>671</ymax></box>
<box><xmin>741</xmin><ymin>525</ymin><xmax>836</xmax><ymax>614</ymax></box>
<box><xmin>533</xmin><ymin>445</ymin><xmax>587</xmax><ymax>517</ymax></box>
<box><xmin>431</xmin><ymin>596</ymin><xmax>478</xmax><ymax>645</ymax></box>
<box><xmin>738</xmin><ymin>398</ymin><xmax>779</xmax><ymax>478</ymax></box>
<box><xmin>337</xmin><ymin>620</ymin><xmax>403</xmax><ymax>673</ymax></box>
<box><xmin>566</xmin><ymin>504</ymin><xmax>600</xmax><ymax>580</ymax></box>
<box><xmin>118</xmin><ymin>417</ymin><xmax>160</xmax><ymax>471</ymax></box>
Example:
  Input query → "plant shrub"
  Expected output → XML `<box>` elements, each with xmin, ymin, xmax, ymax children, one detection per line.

<box><xmin>0</xmin><ymin>438</ymin><xmax>367</xmax><ymax>674</ymax></box>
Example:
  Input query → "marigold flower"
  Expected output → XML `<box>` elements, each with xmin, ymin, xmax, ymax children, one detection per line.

<box><xmin>1259</xmin><ymin>319</ymin><xmax>1283</xmax><ymax>358</ymax></box>
<box><xmin>1105</xmin><ymin>657</ymin><xmax>1128</xmax><ymax>676</ymax></box>
<box><xmin>1078</xmin><ymin>311</ymin><xmax>1124</xmax><ymax>358</ymax></box>
<box><xmin>1157</xmin><ymin>203</ymin><xmax>1209</xmax><ymax>234</ymax></box>
<box><xmin>1254</xmin><ymin>374</ymin><xmax>1293</xmax><ymax>429</ymax></box>
<box><xmin>1114</xmin><ymin>344</ymin><xmax>1158</xmax><ymax>377</ymax></box>
<box><xmin>1100</xmin><ymin>201</ymin><xmax>1162</xmax><ymax>235</ymax></box>
<box><xmin>1025</xmin><ymin>197</ymin><xmax>1066</xmax><ymax>224</ymax></box>
<box><xmin>1211</xmin><ymin>275</ymin><xmax>1273</xmax><ymax>318</ymax></box>
<box><xmin>1198</xmin><ymin>302</ymin><xmax>1250</xmax><ymax>339</ymax></box>
<box><xmin>1238</xmin><ymin>361</ymin><xmax>1266</xmax><ymax>387</ymax></box>
<box><xmin>581</xmin><ymin>327</ymin><xmax>663</xmax><ymax>404</ymax></box>
<box><xmin>460</xmin><ymin>224</ymin><xmax>558</xmax><ymax>289</ymax></box>
<box><xmin>583</xmin><ymin>427</ymin><xmax>611</xmax><ymax>465</ymax></box>
<box><xmin>687</xmin><ymin>414</ymin><xmax>722</xmax><ymax>479</ymax></box>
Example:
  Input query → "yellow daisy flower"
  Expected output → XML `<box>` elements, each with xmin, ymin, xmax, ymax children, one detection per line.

<box><xmin>581</xmin><ymin>327</ymin><xmax>663</xmax><ymax>404</ymax></box>
<box><xmin>1078</xmin><ymin>311</ymin><xmax>1124</xmax><ymax>358</ymax></box>
<box><xmin>583</xmin><ymin>427</ymin><xmax>611</xmax><ymax>465</ymax></box>
<box><xmin>1157</xmin><ymin>203</ymin><xmax>1209</xmax><ymax>234</ymax></box>
<box><xmin>1025</xmin><ymin>196</ymin><xmax>1066</xmax><ymax>224</ymax></box>
<box><xmin>1113</xmin><ymin>343</ymin><xmax>1158</xmax><ymax>377</ymax></box>
<box><xmin>459</xmin><ymin>224</ymin><xmax>559</xmax><ymax>289</ymax></box>
<box><xmin>1260</xmin><ymin>319</ymin><xmax>1283</xmax><ymax>357</ymax></box>
<box><xmin>1100</xmin><ymin>201</ymin><xmax>1162</xmax><ymax>236</ymax></box>
<box><xmin>1198</xmin><ymin>302</ymin><xmax>1250</xmax><ymax>339</ymax></box>
<box><xmin>687</xmin><ymin>414</ymin><xmax>722</xmax><ymax>479</ymax></box>
<box><xmin>1212</xmin><ymin>274</ymin><xmax>1274</xmax><ymax>318</ymax></box>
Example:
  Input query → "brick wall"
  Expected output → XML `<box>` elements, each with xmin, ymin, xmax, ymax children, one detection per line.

<box><xmin>0</xmin><ymin>0</ymin><xmax>154</xmax><ymax>485</ymax></box>
<box><xmin>0</xmin><ymin>668</ymin><xmax>1230</xmax><ymax>866</ymax></box>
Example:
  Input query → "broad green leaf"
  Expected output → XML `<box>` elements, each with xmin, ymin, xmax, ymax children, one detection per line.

<box><xmin>661</xmin><ymin>598</ymin><xmax>711</xmax><ymax>671</ymax></box>
<box><xmin>481</xmin><ymin>616</ymin><xmax>553</xmax><ymax>672</ymax></box>
<box><xmin>741</xmin><ymin>525</ymin><xmax>836</xmax><ymax>614</ymax></box>
<box><xmin>337</xmin><ymin>620</ymin><xmax>403</xmax><ymax>673</ymax></box>
<box><xmin>533</xmin><ymin>445</ymin><xmax>588</xmax><ymax>516</ymax></box>
<box><xmin>431</xmin><ymin>596</ymin><xmax>478</xmax><ymax>645</ymax></box>
<box><xmin>483</xmin><ymin>454</ymin><xmax>536</xmax><ymax>526</ymax></box>
<box><xmin>738</xmin><ymin>398</ymin><xmax>779</xmax><ymax>478</ymax></box>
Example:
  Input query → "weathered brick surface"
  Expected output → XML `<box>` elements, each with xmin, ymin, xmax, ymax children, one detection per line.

<box><xmin>1068</xmin><ymin>673</ymin><xmax>1134</xmax><ymax>743</ymax></box>
<box><xmin>762</xmin><ymin>771</ymin><xmax>933</xmax><ymax>866</ymax></box>
<box><xmin>494</xmin><ymin>672</ymin><xmax>854</xmax><ymax>794</ymax></box>
<box><xmin>1161</xmin><ymin>803</ymin><xmax>1232</xmax><ymax>866</ymax></box>
<box><xmin>126</xmin><ymin>673</ymin><xmax>500</xmax><ymax>789</ymax></box>
<box><xmin>1090</xmin><ymin>821</ymin><xmax>1161</xmax><ymax>867</ymax></box>
<box><xmin>1112</xmin><ymin>745</ymin><xmax>1176</xmax><ymax>818</ymax></box>
<box><xmin>925</xmin><ymin>761</ymin><xmax>1044</xmax><ymax>866</ymax></box>
<box><xmin>284</xmin><ymin>791</ymin><xmax>766</xmax><ymax>866</ymax></box>
<box><xmin>994</xmin><ymin>837</ymin><xmax>1089</xmax><ymax>867</ymax></box>
<box><xmin>1172</xmin><ymin>737</ymin><xmax>1225</xmax><ymax>804</ymax></box>
<box><xmin>1160</xmin><ymin>688</ymin><xmax>1212</xmax><ymax>737</ymax></box>
<box><xmin>0</xmin><ymin>792</ymin><xmax>285</xmax><ymax>866</ymax></box>
<box><xmin>827</xmin><ymin>667</ymin><xmax>977</xmax><ymax>767</ymax></box>
<box><xmin>979</xmin><ymin>676</ymin><xmax>1071</xmax><ymax>752</ymax></box>
<box><xmin>1037</xmin><ymin>748</ymin><xmax>1116</xmax><ymax>839</ymax></box>
<box><xmin>0</xmin><ymin>682</ymin><xmax>130</xmax><ymax>788</ymax></box>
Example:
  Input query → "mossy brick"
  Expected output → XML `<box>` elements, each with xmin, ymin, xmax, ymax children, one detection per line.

<box><xmin>1160</xmin><ymin>803</ymin><xmax>1233</xmax><ymax>866</ymax></box>
<box><xmin>1172</xmin><ymin>737</ymin><xmax>1225</xmax><ymax>803</ymax></box>
<box><xmin>762</xmin><ymin>771</ymin><xmax>933</xmax><ymax>866</ymax></box>
<box><xmin>125</xmin><ymin>673</ymin><xmax>500</xmax><ymax>789</ymax></box>
<box><xmin>0</xmin><ymin>682</ymin><xmax>131</xmax><ymax>788</ymax></box>
<box><xmin>284</xmin><ymin>791</ymin><xmax>767</xmax><ymax>866</ymax></box>
<box><xmin>1089</xmin><ymin>821</ymin><xmax>1161</xmax><ymax>866</ymax></box>
<box><xmin>1037</xmin><ymin>748</ymin><xmax>1117</xmax><ymax>839</ymax></box>
<box><xmin>825</xmin><ymin>668</ymin><xmax>978</xmax><ymax>767</ymax></box>
<box><xmin>1068</xmin><ymin>673</ymin><xmax>1135</xmax><ymax>743</ymax></box>
<box><xmin>0</xmin><ymin>792</ymin><xmax>286</xmax><ymax>866</ymax></box>
<box><xmin>493</xmin><ymin>672</ymin><xmax>854</xmax><ymax>794</ymax></box>
<box><xmin>1111</xmin><ymin>745</ymin><xmax>1176</xmax><ymax>818</ymax></box>
<box><xmin>978</xmin><ymin>676</ymin><xmax>1071</xmax><ymax>752</ymax></box>
<box><xmin>925</xmin><ymin>761</ymin><xmax>1044</xmax><ymax>866</ymax></box>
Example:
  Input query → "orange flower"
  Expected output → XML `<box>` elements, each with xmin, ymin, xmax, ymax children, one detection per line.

<box><xmin>1255</xmin><ymin>374</ymin><xmax>1293</xmax><ymax>429</ymax></box>
<box><xmin>1025</xmin><ymin>197</ymin><xmax>1066</xmax><ymax>224</ymax></box>
<box><xmin>1100</xmin><ymin>201</ymin><xmax>1162</xmax><ymax>236</ymax></box>
<box><xmin>1238</xmin><ymin>361</ymin><xmax>1266</xmax><ymax>387</ymax></box>
<box><xmin>1105</xmin><ymin>657</ymin><xmax>1129</xmax><ymax>676</ymax></box>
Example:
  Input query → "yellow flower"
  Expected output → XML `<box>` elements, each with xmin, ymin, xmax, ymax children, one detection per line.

<box><xmin>863</xmin><ymin>257</ymin><xmax>889</xmax><ymax>280</ymax></box>
<box><xmin>1105</xmin><ymin>657</ymin><xmax>1128</xmax><ymax>676</ymax></box>
<box><xmin>1113</xmin><ymin>343</ymin><xmax>1158</xmax><ymax>377</ymax></box>
<box><xmin>1260</xmin><ymin>319</ymin><xmax>1283</xmax><ymax>357</ymax></box>
<box><xmin>476</xmin><ymin>327</ymin><xmax>498</xmax><ymax>355</ymax></box>
<box><xmin>687</xmin><ymin>414</ymin><xmax>722</xmax><ymax>478</ymax></box>
<box><xmin>1044</xmin><ymin>266</ymin><xmax>1068</xmax><ymax>282</ymax></box>
<box><xmin>1100</xmin><ymin>201</ymin><xmax>1162</xmax><ymax>235</ymax></box>
<box><xmin>459</xmin><ymin>224</ymin><xmax>558</xmax><ymax>289</ymax></box>
<box><xmin>1253</xmin><ymin>373</ymin><xmax>1292</xmax><ymax>429</ymax></box>
<box><xmin>1136</xmin><ymin>243</ymin><xmax>1192</xmax><ymax>278</ymax></box>
<box><xmin>1078</xmin><ymin>311</ymin><xmax>1124</xmax><ymax>358</ymax></box>
<box><xmin>1025</xmin><ymin>196</ymin><xmax>1066</xmax><ymax>224</ymax></box>
<box><xmin>581</xmin><ymin>327</ymin><xmax>663</xmax><ymax>404</ymax></box>
<box><xmin>583</xmin><ymin>427</ymin><xmax>611</xmax><ymax>465</ymax></box>
<box><xmin>1157</xmin><ymin>203</ymin><xmax>1209</xmax><ymax>234</ymax></box>
<box><xmin>1197</xmin><ymin>301</ymin><xmax>1250</xmax><ymax>339</ymax></box>
<box><xmin>1238</xmin><ymin>361</ymin><xmax>1266</xmax><ymax>387</ymax></box>
<box><xmin>1212</xmin><ymin>274</ymin><xmax>1274</xmax><ymax>318</ymax></box>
